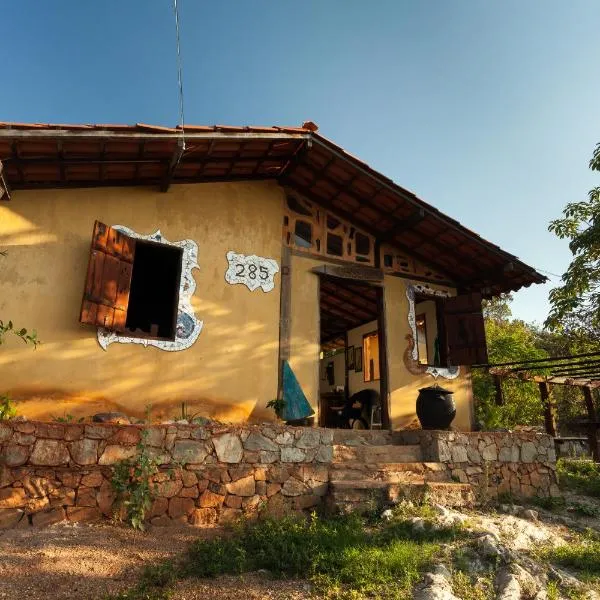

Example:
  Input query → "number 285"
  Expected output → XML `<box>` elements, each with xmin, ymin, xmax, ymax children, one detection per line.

<box><xmin>235</xmin><ymin>263</ymin><xmax>270</xmax><ymax>281</ymax></box>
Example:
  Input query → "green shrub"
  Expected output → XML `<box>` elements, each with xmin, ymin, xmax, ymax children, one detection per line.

<box><xmin>557</xmin><ymin>459</ymin><xmax>600</xmax><ymax>497</ymax></box>
<box><xmin>0</xmin><ymin>395</ymin><xmax>16</xmax><ymax>420</ymax></box>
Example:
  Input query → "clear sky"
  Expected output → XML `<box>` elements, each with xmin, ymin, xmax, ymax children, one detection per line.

<box><xmin>2</xmin><ymin>1</ymin><xmax>599</xmax><ymax>324</ymax></box>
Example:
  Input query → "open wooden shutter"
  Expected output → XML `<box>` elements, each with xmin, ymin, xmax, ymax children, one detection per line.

<box><xmin>79</xmin><ymin>221</ymin><xmax>136</xmax><ymax>331</ymax></box>
<box><xmin>442</xmin><ymin>292</ymin><xmax>488</xmax><ymax>366</ymax></box>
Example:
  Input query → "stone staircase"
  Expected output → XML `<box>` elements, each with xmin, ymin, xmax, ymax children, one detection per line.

<box><xmin>328</xmin><ymin>431</ymin><xmax>475</xmax><ymax>513</ymax></box>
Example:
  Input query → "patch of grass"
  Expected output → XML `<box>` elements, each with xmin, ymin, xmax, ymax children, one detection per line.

<box><xmin>530</xmin><ymin>495</ymin><xmax>567</xmax><ymax>511</ymax></box>
<box><xmin>541</xmin><ymin>537</ymin><xmax>600</xmax><ymax>581</ymax></box>
<box><xmin>557</xmin><ymin>459</ymin><xmax>600</xmax><ymax>497</ymax></box>
<box><xmin>108</xmin><ymin>511</ymin><xmax>465</xmax><ymax>600</ymax></box>
<box><xmin>451</xmin><ymin>570</ymin><xmax>494</xmax><ymax>600</ymax></box>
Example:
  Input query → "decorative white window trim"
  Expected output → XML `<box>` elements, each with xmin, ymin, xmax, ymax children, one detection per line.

<box><xmin>97</xmin><ymin>226</ymin><xmax>203</xmax><ymax>352</ymax></box>
<box><xmin>406</xmin><ymin>284</ymin><xmax>460</xmax><ymax>380</ymax></box>
<box><xmin>225</xmin><ymin>251</ymin><xmax>279</xmax><ymax>292</ymax></box>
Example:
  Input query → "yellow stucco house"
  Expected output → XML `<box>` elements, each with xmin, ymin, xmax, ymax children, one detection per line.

<box><xmin>0</xmin><ymin>121</ymin><xmax>545</xmax><ymax>429</ymax></box>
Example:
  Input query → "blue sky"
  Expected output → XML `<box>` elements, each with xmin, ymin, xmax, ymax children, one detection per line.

<box><xmin>2</xmin><ymin>1</ymin><xmax>600</xmax><ymax>324</ymax></box>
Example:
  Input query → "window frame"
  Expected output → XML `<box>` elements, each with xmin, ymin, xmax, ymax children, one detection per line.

<box><xmin>362</xmin><ymin>330</ymin><xmax>380</xmax><ymax>383</ymax></box>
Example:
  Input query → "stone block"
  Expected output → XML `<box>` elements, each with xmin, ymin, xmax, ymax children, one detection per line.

<box><xmin>181</xmin><ymin>470</ymin><xmax>197</xmax><ymax>487</ymax></box>
<box><xmin>14</xmin><ymin>421</ymin><xmax>35</xmax><ymax>434</ymax></box>
<box><xmin>220</xmin><ymin>507</ymin><xmax>243</xmax><ymax>524</ymax></box>
<box><xmin>198</xmin><ymin>490</ymin><xmax>225</xmax><ymax>508</ymax></box>
<box><xmin>168</xmin><ymin>497</ymin><xmax>195</xmax><ymax>518</ymax></box>
<box><xmin>64</xmin><ymin>425</ymin><xmax>84</xmax><ymax>441</ymax></box>
<box><xmin>212</xmin><ymin>433</ymin><xmax>243</xmax><ymax>463</ymax></box>
<box><xmin>80</xmin><ymin>471</ymin><xmax>104</xmax><ymax>488</ymax></box>
<box><xmin>0</xmin><ymin>466</ymin><xmax>13</xmax><ymax>488</ymax></box>
<box><xmin>256</xmin><ymin>481</ymin><xmax>267</xmax><ymax>495</ymax></box>
<box><xmin>275</xmin><ymin>431</ymin><xmax>294</xmax><ymax>445</ymax></box>
<box><xmin>32</xmin><ymin>507</ymin><xmax>66</xmax><ymax>527</ymax></box>
<box><xmin>228</xmin><ymin>465</ymin><xmax>253</xmax><ymax>481</ymax></box>
<box><xmin>151</xmin><ymin>514</ymin><xmax>173</xmax><ymax>527</ymax></box>
<box><xmin>267</xmin><ymin>466</ymin><xmax>290</xmax><ymax>483</ymax></box>
<box><xmin>0</xmin><ymin>488</ymin><xmax>27</xmax><ymax>509</ymax></box>
<box><xmin>450</xmin><ymin>446</ymin><xmax>468</xmax><ymax>463</ymax></box>
<box><xmin>98</xmin><ymin>445</ymin><xmax>137</xmax><ymax>465</ymax></box>
<box><xmin>190</xmin><ymin>507</ymin><xmax>217</xmax><ymax>526</ymax></box>
<box><xmin>76</xmin><ymin>486</ymin><xmax>97</xmax><ymax>507</ymax></box>
<box><xmin>36</xmin><ymin>423</ymin><xmax>66</xmax><ymax>440</ymax></box>
<box><xmin>144</xmin><ymin>427</ymin><xmax>166</xmax><ymax>447</ymax></box>
<box><xmin>244</xmin><ymin>432</ymin><xmax>278</xmax><ymax>452</ymax></box>
<box><xmin>0</xmin><ymin>423</ymin><xmax>11</xmax><ymax>442</ymax></box>
<box><xmin>521</xmin><ymin>442</ymin><xmax>537</xmax><ymax>463</ymax></box>
<box><xmin>191</xmin><ymin>428</ymin><xmax>210</xmax><ymax>440</ymax></box>
<box><xmin>281</xmin><ymin>447</ymin><xmax>306</xmax><ymax>463</ymax></box>
<box><xmin>0</xmin><ymin>508</ymin><xmax>24</xmax><ymax>528</ymax></box>
<box><xmin>498</xmin><ymin>446</ymin><xmax>520</xmax><ymax>462</ymax></box>
<box><xmin>481</xmin><ymin>444</ymin><xmax>498</xmax><ymax>461</ymax></box>
<box><xmin>197</xmin><ymin>479</ymin><xmax>209</xmax><ymax>493</ymax></box>
<box><xmin>259</xmin><ymin>450</ymin><xmax>279</xmax><ymax>463</ymax></box>
<box><xmin>316</xmin><ymin>446</ymin><xmax>333</xmax><ymax>463</ymax></box>
<box><xmin>293</xmin><ymin>495</ymin><xmax>320</xmax><ymax>510</ymax></box>
<box><xmin>225</xmin><ymin>494</ymin><xmax>243</xmax><ymax>508</ymax></box>
<box><xmin>148</xmin><ymin>497</ymin><xmax>169</xmax><ymax>518</ymax></box>
<box><xmin>67</xmin><ymin>506</ymin><xmax>101</xmax><ymax>522</ymax></box>
<box><xmin>266</xmin><ymin>483</ymin><xmax>281</xmax><ymax>497</ymax></box>
<box><xmin>172</xmin><ymin>440</ymin><xmax>208</xmax><ymax>464</ymax></box>
<box><xmin>244</xmin><ymin>451</ymin><xmax>260</xmax><ymax>463</ymax></box>
<box><xmin>254</xmin><ymin>467</ymin><xmax>267</xmax><ymax>481</ymax></box>
<box><xmin>209</xmin><ymin>481</ymin><xmax>227</xmax><ymax>495</ymax></box>
<box><xmin>13</xmin><ymin>432</ymin><xmax>35</xmax><ymax>445</ymax></box>
<box><xmin>108</xmin><ymin>427</ymin><xmax>141</xmax><ymax>446</ymax></box>
<box><xmin>295</xmin><ymin>430</ymin><xmax>321</xmax><ymax>449</ymax></box>
<box><xmin>180</xmin><ymin>486</ymin><xmax>199</xmax><ymax>498</ymax></box>
<box><xmin>69</xmin><ymin>438</ymin><xmax>100</xmax><ymax>466</ymax></box>
<box><xmin>3</xmin><ymin>444</ymin><xmax>31</xmax><ymax>467</ymax></box>
<box><xmin>320</xmin><ymin>429</ymin><xmax>334</xmax><ymax>445</ymax></box>
<box><xmin>97</xmin><ymin>481</ymin><xmax>117</xmax><ymax>516</ymax></box>
<box><xmin>85</xmin><ymin>425</ymin><xmax>114</xmax><ymax>440</ymax></box>
<box><xmin>242</xmin><ymin>494</ymin><xmax>261</xmax><ymax>512</ymax></box>
<box><xmin>154</xmin><ymin>479</ymin><xmax>183</xmax><ymax>498</ymax></box>
<box><xmin>226</xmin><ymin>475</ymin><xmax>255</xmax><ymax>497</ymax></box>
<box><xmin>281</xmin><ymin>478</ymin><xmax>308</xmax><ymax>497</ymax></box>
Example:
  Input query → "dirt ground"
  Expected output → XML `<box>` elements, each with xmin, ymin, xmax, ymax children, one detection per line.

<box><xmin>0</xmin><ymin>523</ymin><xmax>311</xmax><ymax>600</ymax></box>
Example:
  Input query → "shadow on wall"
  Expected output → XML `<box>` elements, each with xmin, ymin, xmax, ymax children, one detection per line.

<box><xmin>0</xmin><ymin>189</ymin><xmax>288</xmax><ymax>424</ymax></box>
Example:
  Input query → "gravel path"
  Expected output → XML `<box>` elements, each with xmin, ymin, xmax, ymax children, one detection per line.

<box><xmin>0</xmin><ymin>523</ymin><xmax>311</xmax><ymax>599</ymax></box>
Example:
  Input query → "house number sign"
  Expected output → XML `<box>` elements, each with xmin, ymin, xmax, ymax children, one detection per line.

<box><xmin>225</xmin><ymin>251</ymin><xmax>279</xmax><ymax>292</ymax></box>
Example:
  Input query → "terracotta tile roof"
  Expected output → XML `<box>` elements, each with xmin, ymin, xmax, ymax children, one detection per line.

<box><xmin>0</xmin><ymin>120</ymin><xmax>545</xmax><ymax>295</ymax></box>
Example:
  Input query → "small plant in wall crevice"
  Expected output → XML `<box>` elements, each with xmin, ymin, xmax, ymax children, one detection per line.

<box><xmin>111</xmin><ymin>430</ymin><xmax>160</xmax><ymax>530</ymax></box>
<box><xmin>266</xmin><ymin>397</ymin><xmax>285</xmax><ymax>419</ymax></box>
<box><xmin>0</xmin><ymin>395</ymin><xmax>16</xmax><ymax>421</ymax></box>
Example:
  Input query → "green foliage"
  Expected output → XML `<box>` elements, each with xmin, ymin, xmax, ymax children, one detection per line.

<box><xmin>546</xmin><ymin>142</ymin><xmax>600</xmax><ymax>332</ymax></box>
<box><xmin>541</xmin><ymin>536</ymin><xmax>600</xmax><ymax>579</ymax></box>
<box><xmin>451</xmin><ymin>570</ymin><xmax>494</xmax><ymax>600</ymax></box>
<box><xmin>557</xmin><ymin>459</ymin><xmax>600</xmax><ymax>497</ymax></box>
<box><xmin>111</xmin><ymin>431</ymin><xmax>160</xmax><ymax>530</ymax></box>
<box><xmin>0</xmin><ymin>395</ymin><xmax>17</xmax><ymax>420</ymax></box>
<box><xmin>52</xmin><ymin>414</ymin><xmax>84</xmax><ymax>423</ymax></box>
<box><xmin>473</xmin><ymin>296</ymin><xmax>547</xmax><ymax>429</ymax></box>
<box><xmin>266</xmin><ymin>397</ymin><xmax>285</xmax><ymax>418</ymax></box>
<box><xmin>0</xmin><ymin>319</ymin><xmax>39</xmax><ymax>347</ymax></box>
<box><xmin>107</xmin><ymin>512</ymin><xmax>460</xmax><ymax>600</ymax></box>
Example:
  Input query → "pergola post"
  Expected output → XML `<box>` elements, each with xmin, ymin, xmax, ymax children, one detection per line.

<box><xmin>582</xmin><ymin>386</ymin><xmax>600</xmax><ymax>462</ymax></box>
<box><xmin>493</xmin><ymin>375</ymin><xmax>504</xmax><ymax>406</ymax></box>
<box><xmin>539</xmin><ymin>382</ymin><xmax>557</xmax><ymax>437</ymax></box>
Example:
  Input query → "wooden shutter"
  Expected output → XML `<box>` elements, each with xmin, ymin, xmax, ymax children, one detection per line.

<box><xmin>79</xmin><ymin>221</ymin><xmax>136</xmax><ymax>331</ymax></box>
<box><xmin>442</xmin><ymin>292</ymin><xmax>488</xmax><ymax>366</ymax></box>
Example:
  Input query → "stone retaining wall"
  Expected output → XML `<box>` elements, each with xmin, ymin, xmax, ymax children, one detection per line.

<box><xmin>0</xmin><ymin>420</ymin><xmax>333</xmax><ymax>528</ymax></box>
<box><xmin>395</xmin><ymin>430</ymin><xmax>559</xmax><ymax>498</ymax></box>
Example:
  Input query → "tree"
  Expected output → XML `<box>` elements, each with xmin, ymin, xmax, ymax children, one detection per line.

<box><xmin>472</xmin><ymin>295</ymin><xmax>547</xmax><ymax>429</ymax></box>
<box><xmin>546</xmin><ymin>143</ymin><xmax>600</xmax><ymax>333</ymax></box>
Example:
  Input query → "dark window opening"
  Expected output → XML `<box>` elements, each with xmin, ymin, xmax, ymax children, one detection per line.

<box><xmin>383</xmin><ymin>254</ymin><xmax>393</xmax><ymax>268</ymax></box>
<box><xmin>283</xmin><ymin>215</ymin><xmax>289</xmax><ymax>226</ymax></box>
<box><xmin>126</xmin><ymin>241</ymin><xmax>182</xmax><ymax>340</ymax></box>
<box><xmin>327</xmin><ymin>233</ymin><xmax>343</xmax><ymax>256</ymax></box>
<box><xmin>287</xmin><ymin>195</ymin><xmax>312</xmax><ymax>216</ymax></box>
<box><xmin>294</xmin><ymin>221</ymin><xmax>313</xmax><ymax>248</ymax></box>
<box><xmin>327</xmin><ymin>215</ymin><xmax>341</xmax><ymax>230</ymax></box>
<box><xmin>355</xmin><ymin>232</ymin><xmax>370</xmax><ymax>256</ymax></box>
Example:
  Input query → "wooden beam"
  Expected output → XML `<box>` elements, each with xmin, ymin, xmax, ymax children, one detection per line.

<box><xmin>162</xmin><ymin>139</ymin><xmax>184</xmax><ymax>192</ymax></box>
<box><xmin>376</xmin><ymin>286</ymin><xmax>391</xmax><ymax>429</ymax></box>
<box><xmin>582</xmin><ymin>387</ymin><xmax>600</xmax><ymax>462</ymax></box>
<box><xmin>277</xmin><ymin>245</ymin><xmax>292</xmax><ymax>402</ymax></box>
<box><xmin>0</xmin><ymin>161</ymin><xmax>11</xmax><ymax>201</ymax></box>
<box><xmin>379</xmin><ymin>208</ymin><xmax>426</xmax><ymax>242</ymax></box>
<box><xmin>539</xmin><ymin>382</ymin><xmax>557</xmax><ymax>436</ymax></box>
<box><xmin>312</xmin><ymin>264</ymin><xmax>384</xmax><ymax>283</ymax></box>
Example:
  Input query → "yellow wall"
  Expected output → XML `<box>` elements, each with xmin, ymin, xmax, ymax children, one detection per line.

<box><xmin>347</xmin><ymin>320</ymin><xmax>379</xmax><ymax>396</ymax></box>
<box><xmin>384</xmin><ymin>275</ymin><xmax>474</xmax><ymax>431</ymax></box>
<box><xmin>0</xmin><ymin>182</ymin><xmax>284</xmax><ymax>423</ymax></box>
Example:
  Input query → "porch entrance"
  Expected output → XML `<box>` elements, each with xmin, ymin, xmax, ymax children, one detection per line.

<box><xmin>317</xmin><ymin>275</ymin><xmax>388</xmax><ymax>429</ymax></box>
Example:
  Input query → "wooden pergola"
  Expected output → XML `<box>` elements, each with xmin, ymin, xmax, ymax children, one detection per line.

<box><xmin>478</xmin><ymin>352</ymin><xmax>600</xmax><ymax>461</ymax></box>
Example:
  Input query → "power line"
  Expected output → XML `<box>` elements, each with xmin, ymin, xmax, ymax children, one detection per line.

<box><xmin>173</xmin><ymin>0</ymin><xmax>186</xmax><ymax>152</ymax></box>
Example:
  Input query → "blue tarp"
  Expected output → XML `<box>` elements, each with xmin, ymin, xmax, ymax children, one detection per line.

<box><xmin>281</xmin><ymin>360</ymin><xmax>315</xmax><ymax>421</ymax></box>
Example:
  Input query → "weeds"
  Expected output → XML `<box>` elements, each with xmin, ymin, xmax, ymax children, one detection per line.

<box><xmin>106</xmin><ymin>510</ymin><xmax>464</xmax><ymax>600</ymax></box>
<box><xmin>557</xmin><ymin>459</ymin><xmax>600</xmax><ymax>497</ymax></box>
<box><xmin>541</xmin><ymin>535</ymin><xmax>600</xmax><ymax>581</ymax></box>
<box><xmin>0</xmin><ymin>395</ymin><xmax>16</xmax><ymax>420</ymax></box>
<box><xmin>451</xmin><ymin>570</ymin><xmax>494</xmax><ymax>600</ymax></box>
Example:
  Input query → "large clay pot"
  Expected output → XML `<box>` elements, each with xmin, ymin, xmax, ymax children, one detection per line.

<box><xmin>416</xmin><ymin>385</ymin><xmax>456</xmax><ymax>430</ymax></box>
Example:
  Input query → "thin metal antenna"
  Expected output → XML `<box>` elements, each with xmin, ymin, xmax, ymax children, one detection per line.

<box><xmin>173</xmin><ymin>0</ymin><xmax>186</xmax><ymax>151</ymax></box>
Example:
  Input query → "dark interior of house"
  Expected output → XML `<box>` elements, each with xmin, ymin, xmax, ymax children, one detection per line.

<box><xmin>126</xmin><ymin>241</ymin><xmax>183</xmax><ymax>340</ymax></box>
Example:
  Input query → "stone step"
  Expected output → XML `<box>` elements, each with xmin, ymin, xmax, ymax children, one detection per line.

<box><xmin>333</xmin><ymin>444</ymin><xmax>422</xmax><ymax>463</ymax></box>
<box><xmin>329</xmin><ymin>461</ymin><xmax>451</xmax><ymax>483</ymax></box>
<box><xmin>332</xmin><ymin>429</ymin><xmax>393</xmax><ymax>446</ymax></box>
<box><xmin>329</xmin><ymin>479</ymin><xmax>475</xmax><ymax>511</ymax></box>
